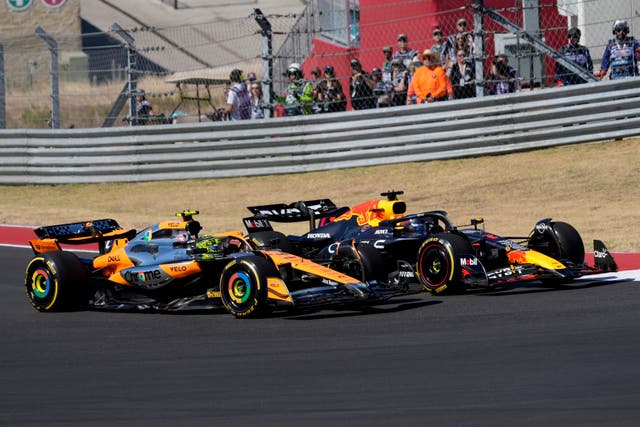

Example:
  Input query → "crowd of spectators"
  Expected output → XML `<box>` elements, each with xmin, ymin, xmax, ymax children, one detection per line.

<box><xmin>272</xmin><ymin>17</ymin><xmax>639</xmax><ymax>114</ymax></box>
<box><xmin>136</xmin><ymin>18</ymin><xmax>640</xmax><ymax>123</ymax></box>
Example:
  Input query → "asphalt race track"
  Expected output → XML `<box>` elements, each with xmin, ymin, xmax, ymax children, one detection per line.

<box><xmin>2</xmin><ymin>245</ymin><xmax>640</xmax><ymax>426</ymax></box>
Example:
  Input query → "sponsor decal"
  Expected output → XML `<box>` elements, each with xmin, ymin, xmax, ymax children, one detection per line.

<box><xmin>460</xmin><ymin>257</ymin><xmax>478</xmax><ymax>266</ymax></box>
<box><xmin>46</xmin><ymin>260</ymin><xmax>57</xmax><ymax>275</ymax></box>
<box><xmin>374</xmin><ymin>229</ymin><xmax>389</xmax><ymax>235</ymax></box>
<box><xmin>373</xmin><ymin>239</ymin><xmax>386</xmax><ymax>249</ymax></box>
<box><xmin>398</xmin><ymin>270</ymin><xmax>414</xmax><ymax>278</ymax></box>
<box><xmin>307</xmin><ymin>233</ymin><xmax>331</xmax><ymax>239</ymax></box>
<box><xmin>257</xmin><ymin>207</ymin><xmax>303</xmax><ymax>217</ymax></box>
<box><xmin>535</xmin><ymin>223</ymin><xmax>549</xmax><ymax>234</ymax></box>
<box><xmin>322</xmin><ymin>278</ymin><xmax>339</xmax><ymax>286</ymax></box>
<box><xmin>487</xmin><ymin>265</ymin><xmax>524</xmax><ymax>279</ymax></box>
<box><xmin>244</xmin><ymin>218</ymin><xmax>271</xmax><ymax>229</ymax></box>
<box><xmin>122</xmin><ymin>269</ymin><xmax>166</xmax><ymax>287</ymax></box>
<box><xmin>142</xmin><ymin>229</ymin><xmax>152</xmax><ymax>241</ymax></box>
<box><xmin>206</xmin><ymin>289</ymin><xmax>221</xmax><ymax>299</ymax></box>
<box><xmin>434</xmin><ymin>284</ymin><xmax>448</xmax><ymax>293</ymax></box>
<box><xmin>169</xmin><ymin>265</ymin><xmax>187</xmax><ymax>273</ymax></box>
<box><xmin>594</xmin><ymin>248</ymin><xmax>609</xmax><ymax>259</ymax></box>
<box><xmin>498</xmin><ymin>240</ymin><xmax>527</xmax><ymax>250</ymax></box>
<box><xmin>107</xmin><ymin>255</ymin><xmax>120</xmax><ymax>263</ymax></box>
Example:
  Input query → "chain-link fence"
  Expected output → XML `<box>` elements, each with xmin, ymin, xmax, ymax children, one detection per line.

<box><xmin>0</xmin><ymin>0</ymin><xmax>637</xmax><ymax>128</ymax></box>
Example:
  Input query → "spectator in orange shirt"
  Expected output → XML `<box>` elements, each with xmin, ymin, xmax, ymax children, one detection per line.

<box><xmin>407</xmin><ymin>49</ymin><xmax>452</xmax><ymax>104</ymax></box>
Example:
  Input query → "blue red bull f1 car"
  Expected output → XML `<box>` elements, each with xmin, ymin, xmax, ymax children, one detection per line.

<box><xmin>243</xmin><ymin>191</ymin><xmax>618</xmax><ymax>294</ymax></box>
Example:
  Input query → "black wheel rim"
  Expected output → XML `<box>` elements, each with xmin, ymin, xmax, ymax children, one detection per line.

<box><xmin>418</xmin><ymin>243</ymin><xmax>450</xmax><ymax>288</ymax></box>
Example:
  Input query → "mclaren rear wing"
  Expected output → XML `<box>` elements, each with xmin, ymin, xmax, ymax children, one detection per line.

<box><xmin>244</xmin><ymin>199</ymin><xmax>350</xmax><ymax>233</ymax></box>
<box><xmin>31</xmin><ymin>219</ymin><xmax>136</xmax><ymax>254</ymax></box>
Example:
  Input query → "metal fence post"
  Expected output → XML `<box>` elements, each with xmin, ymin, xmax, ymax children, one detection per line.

<box><xmin>473</xmin><ymin>0</ymin><xmax>485</xmax><ymax>97</ymax></box>
<box><xmin>111</xmin><ymin>23</ymin><xmax>138</xmax><ymax>126</ymax></box>
<box><xmin>0</xmin><ymin>43</ymin><xmax>5</xmax><ymax>129</ymax></box>
<box><xmin>35</xmin><ymin>27</ymin><xmax>60</xmax><ymax>129</ymax></box>
<box><xmin>254</xmin><ymin>9</ymin><xmax>273</xmax><ymax>118</ymax></box>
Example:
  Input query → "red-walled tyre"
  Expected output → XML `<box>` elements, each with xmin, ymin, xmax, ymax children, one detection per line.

<box><xmin>416</xmin><ymin>233</ymin><xmax>472</xmax><ymax>294</ymax></box>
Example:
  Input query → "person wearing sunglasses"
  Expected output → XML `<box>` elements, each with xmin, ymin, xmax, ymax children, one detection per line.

<box><xmin>555</xmin><ymin>27</ymin><xmax>593</xmax><ymax>85</ymax></box>
<box><xmin>249</xmin><ymin>82</ymin><xmax>267</xmax><ymax>120</ymax></box>
<box><xmin>443</xmin><ymin>18</ymin><xmax>475</xmax><ymax>72</ymax></box>
<box><xmin>597</xmin><ymin>20</ymin><xmax>640</xmax><ymax>80</ymax></box>
<box><xmin>448</xmin><ymin>49</ymin><xmax>475</xmax><ymax>99</ymax></box>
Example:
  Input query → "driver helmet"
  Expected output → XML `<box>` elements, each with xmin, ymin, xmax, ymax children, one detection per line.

<box><xmin>404</xmin><ymin>217</ymin><xmax>426</xmax><ymax>235</ymax></box>
<box><xmin>613</xmin><ymin>20</ymin><xmax>629</xmax><ymax>35</ymax></box>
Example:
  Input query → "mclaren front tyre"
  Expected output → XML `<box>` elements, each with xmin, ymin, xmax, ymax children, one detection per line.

<box><xmin>219</xmin><ymin>256</ymin><xmax>276</xmax><ymax>318</ymax></box>
<box><xmin>25</xmin><ymin>251</ymin><xmax>88</xmax><ymax>312</ymax></box>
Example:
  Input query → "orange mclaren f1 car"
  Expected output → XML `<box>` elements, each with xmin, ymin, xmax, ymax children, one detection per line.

<box><xmin>24</xmin><ymin>211</ymin><xmax>392</xmax><ymax>318</ymax></box>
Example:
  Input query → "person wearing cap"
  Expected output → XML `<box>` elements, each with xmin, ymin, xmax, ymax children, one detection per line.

<box><xmin>225</xmin><ymin>68</ymin><xmax>252</xmax><ymax>120</ymax></box>
<box><xmin>406</xmin><ymin>49</ymin><xmax>452</xmax><ymax>104</ymax></box>
<box><xmin>444</xmin><ymin>18</ymin><xmax>475</xmax><ymax>71</ymax></box>
<box><xmin>245</xmin><ymin>72</ymin><xmax>257</xmax><ymax>84</ymax></box>
<box><xmin>283</xmin><ymin>63</ymin><xmax>314</xmax><ymax>116</ymax></box>
<box><xmin>392</xmin><ymin>33</ymin><xmax>418</xmax><ymax>69</ymax></box>
<box><xmin>598</xmin><ymin>20</ymin><xmax>640</xmax><ymax>80</ymax></box>
<box><xmin>390</xmin><ymin>58</ymin><xmax>409</xmax><ymax>106</ymax></box>
<box><xmin>431</xmin><ymin>28</ymin><xmax>446</xmax><ymax>62</ymax></box>
<box><xmin>317</xmin><ymin>65</ymin><xmax>346</xmax><ymax>112</ymax></box>
<box><xmin>555</xmin><ymin>27</ymin><xmax>593</xmax><ymax>86</ymax></box>
<box><xmin>382</xmin><ymin>46</ymin><xmax>394</xmax><ymax>82</ymax></box>
<box><xmin>349</xmin><ymin>58</ymin><xmax>376</xmax><ymax>110</ymax></box>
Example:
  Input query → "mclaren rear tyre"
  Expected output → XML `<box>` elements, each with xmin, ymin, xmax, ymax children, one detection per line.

<box><xmin>333</xmin><ymin>243</ymin><xmax>388</xmax><ymax>283</ymax></box>
<box><xmin>247</xmin><ymin>231</ymin><xmax>293</xmax><ymax>253</ymax></box>
<box><xmin>219</xmin><ymin>256</ymin><xmax>276</xmax><ymax>318</ymax></box>
<box><xmin>25</xmin><ymin>251</ymin><xmax>88</xmax><ymax>312</ymax></box>
<box><xmin>416</xmin><ymin>233</ymin><xmax>472</xmax><ymax>294</ymax></box>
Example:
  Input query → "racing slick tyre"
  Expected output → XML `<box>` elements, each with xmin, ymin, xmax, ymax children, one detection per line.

<box><xmin>247</xmin><ymin>231</ymin><xmax>293</xmax><ymax>253</ymax></box>
<box><xmin>416</xmin><ymin>233</ymin><xmax>473</xmax><ymax>294</ymax></box>
<box><xmin>530</xmin><ymin>221</ymin><xmax>585</xmax><ymax>265</ymax></box>
<box><xmin>25</xmin><ymin>251</ymin><xmax>88</xmax><ymax>312</ymax></box>
<box><xmin>333</xmin><ymin>243</ymin><xmax>388</xmax><ymax>283</ymax></box>
<box><xmin>219</xmin><ymin>256</ymin><xmax>276</xmax><ymax>318</ymax></box>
